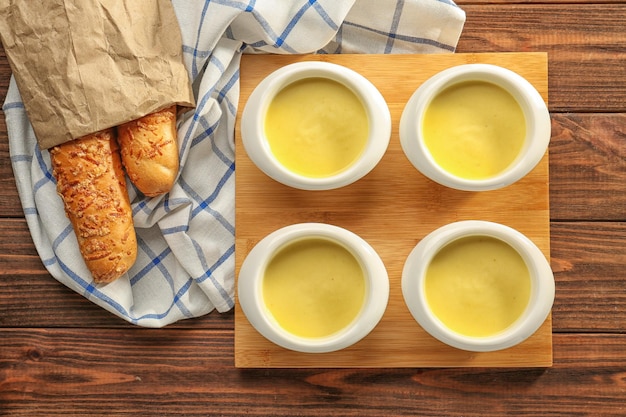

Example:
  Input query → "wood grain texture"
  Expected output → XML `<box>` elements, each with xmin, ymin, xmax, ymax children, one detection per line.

<box><xmin>549</xmin><ymin>113</ymin><xmax>626</xmax><ymax>221</ymax></box>
<box><xmin>2</xmin><ymin>2</ymin><xmax>626</xmax><ymax>416</ymax></box>
<box><xmin>551</xmin><ymin>222</ymin><xmax>626</xmax><ymax>332</ymax></box>
<box><xmin>456</xmin><ymin>4</ymin><xmax>626</xmax><ymax>112</ymax></box>
<box><xmin>2</xmin><ymin>114</ymin><xmax>625</xmax><ymax>222</ymax></box>
<box><xmin>0</xmin><ymin>44</ymin><xmax>21</xmax><ymax>218</ymax></box>
<box><xmin>4</xmin><ymin>219</ymin><xmax>626</xmax><ymax>336</ymax></box>
<box><xmin>0</xmin><ymin>137</ymin><xmax>21</xmax><ymax>218</ymax></box>
<box><xmin>234</xmin><ymin>53</ymin><xmax>552</xmax><ymax>368</ymax></box>
<box><xmin>1</xmin><ymin>330</ymin><xmax>625</xmax><ymax>417</ymax></box>
<box><xmin>0</xmin><ymin>217</ymin><xmax>235</xmax><ymax>330</ymax></box>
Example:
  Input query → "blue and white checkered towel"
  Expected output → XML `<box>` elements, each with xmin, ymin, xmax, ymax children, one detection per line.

<box><xmin>3</xmin><ymin>0</ymin><xmax>465</xmax><ymax>327</ymax></box>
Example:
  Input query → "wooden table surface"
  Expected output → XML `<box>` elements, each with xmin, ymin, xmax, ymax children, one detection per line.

<box><xmin>1</xmin><ymin>2</ymin><xmax>626</xmax><ymax>416</ymax></box>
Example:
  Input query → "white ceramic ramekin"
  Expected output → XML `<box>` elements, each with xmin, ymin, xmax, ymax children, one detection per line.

<box><xmin>401</xmin><ymin>220</ymin><xmax>555</xmax><ymax>352</ymax></box>
<box><xmin>238</xmin><ymin>223</ymin><xmax>389</xmax><ymax>353</ymax></box>
<box><xmin>240</xmin><ymin>61</ymin><xmax>391</xmax><ymax>191</ymax></box>
<box><xmin>399</xmin><ymin>64</ymin><xmax>551</xmax><ymax>191</ymax></box>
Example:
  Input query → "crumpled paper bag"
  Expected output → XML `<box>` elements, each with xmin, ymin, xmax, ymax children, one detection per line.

<box><xmin>0</xmin><ymin>0</ymin><xmax>195</xmax><ymax>149</ymax></box>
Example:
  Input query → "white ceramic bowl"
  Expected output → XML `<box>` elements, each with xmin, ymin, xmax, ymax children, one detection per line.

<box><xmin>399</xmin><ymin>64</ymin><xmax>551</xmax><ymax>191</ymax></box>
<box><xmin>241</xmin><ymin>61</ymin><xmax>391</xmax><ymax>190</ymax></box>
<box><xmin>401</xmin><ymin>220</ymin><xmax>555</xmax><ymax>352</ymax></box>
<box><xmin>238</xmin><ymin>223</ymin><xmax>389</xmax><ymax>353</ymax></box>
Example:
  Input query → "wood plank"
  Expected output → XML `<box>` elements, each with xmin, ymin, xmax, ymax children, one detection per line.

<box><xmin>1</xmin><ymin>5</ymin><xmax>625</xmax><ymax>115</ymax></box>
<box><xmin>0</xmin><ymin>138</ymin><xmax>22</xmax><ymax>218</ymax></box>
<box><xmin>235</xmin><ymin>53</ymin><xmax>552</xmax><ymax>368</ymax></box>
<box><xmin>0</xmin><ymin>43</ymin><xmax>9</xmax><ymax>107</ymax></box>
<box><xmin>0</xmin><ymin>218</ymin><xmax>234</xmax><ymax>329</ymax></box>
<box><xmin>456</xmin><ymin>4</ymin><xmax>626</xmax><ymax>112</ymax></box>
<box><xmin>2</xmin><ymin>3</ymin><xmax>626</xmax><ymax>218</ymax></box>
<box><xmin>551</xmin><ymin>222</ymin><xmax>626</xmax><ymax>332</ymax></box>
<box><xmin>4</xmin><ymin>219</ymin><xmax>626</xmax><ymax>335</ymax></box>
<box><xmin>0</xmin><ymin>3</ymin><xmax>624</xmax><ymax>416</ymax></box>
<box><xmin>549</xmin><ymin>113</ymin><xmax>626</xmax><ymax>221</ymax></box>
<box><xmin>0</xmin><ymin>44</ymin><xmax>23</xmax><ymax>218</ymax></box>
<box><xmin>1</xmin><ymin>329</ymin><xmax>625</xmax><ymax>417</ymax></box>
<box><xmin>1</xmin><ymin>113</ymin><xmax>625</xmax><ymax>221</ymax></box>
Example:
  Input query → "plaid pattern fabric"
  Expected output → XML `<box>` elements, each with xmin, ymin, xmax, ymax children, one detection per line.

<box><xmin>3</xmin><ymin>0</ymin><xmax>465</xmax><ymax>327</ymax></box>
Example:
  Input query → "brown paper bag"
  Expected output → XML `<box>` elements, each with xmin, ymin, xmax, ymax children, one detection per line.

<box><xmin>0</xmin><ymin>0</ymin><xmax>195</xmax><ymax>149</ymax></box>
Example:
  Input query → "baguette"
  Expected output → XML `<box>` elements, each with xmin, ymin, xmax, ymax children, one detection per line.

<box><xmin>50</xmin><ymin>129</ymin><xmax>137</xmax><ymax>283</ymax></box>
<box><xmin>116</xmin><ymin>105</ymin><xmax>179</xmax><ymax>197</ymax></box>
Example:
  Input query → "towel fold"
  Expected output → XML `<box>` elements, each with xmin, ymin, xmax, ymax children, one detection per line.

<box><xmin>2</xmin><ymin>0</ymin><xmax>465</xmax><ymax>327</ymax></box>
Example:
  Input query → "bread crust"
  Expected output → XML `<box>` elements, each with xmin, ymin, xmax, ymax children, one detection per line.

<box><xmin>50</xmin><ymin>129</ymin><xmax>137</xmax><ymax>283</ymax></box>
<box><xmin>117</xmin><ymin>105</ymin><xmax>179</xmax><ymax>197</ymax></box>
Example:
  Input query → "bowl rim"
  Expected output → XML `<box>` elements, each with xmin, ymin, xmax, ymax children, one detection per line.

<box><xmin>401</xmin><ymin>220</ymin><xmax>555</xmax><ymax>352</ymax></box>
<box><xmin>238</xmin><ymin>222</ymin><xmax>390</xmax><ymax>353</ymax></box>
<box><xmin>241</xmin><ymin>61</ymin><xmax>392</xmax><ymax>191</ymax></box>
<box><xmin>399</xmin><ymin>63</ymin><xmax>551</xmax><ymax>191</ymax></box>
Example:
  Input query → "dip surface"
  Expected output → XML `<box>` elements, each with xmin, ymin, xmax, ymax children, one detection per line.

<box><xmin>262</xmin><ymin>238</ymin><xmax>366</xmax><ymax>338</ymax></box>
<box><xmin>422</xmin><ymin>81</ymin><xmax>526</xmax><ymax>180</ymax></box>
<box><xmin>424</xmin><ymin>236</ymin><xmax>531</xmax><ymax>337</ymax></box>
<box><xmin>264</xmin><ymin>77</ymin><xmax>369</xmax><ymax>178</ymax></box>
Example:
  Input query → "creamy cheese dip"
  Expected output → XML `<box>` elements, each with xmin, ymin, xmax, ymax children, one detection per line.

<box><xmin>424</xmin><ymin>236</ymin><xmax>531</xmax><ymax>337</ymax></box>
<box><xmin>264</xmin><ymin>77</ymin><xmax>369</xmax><ymax>178</ymax></box>
<box><xmin>422</xmin><ymin>81</ymin><xmax>526</xmax><ymax>180</ymax></box>
<box><xmin>262</xmin><ymin>238</ymin><xmax>366</xmax><ymax>338</ymax></box>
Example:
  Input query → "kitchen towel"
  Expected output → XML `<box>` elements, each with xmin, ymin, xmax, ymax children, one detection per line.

<box><xmin>3</xmin><ymin>0</ymin><xmax>465</xmax><ymax>327</ymax></box>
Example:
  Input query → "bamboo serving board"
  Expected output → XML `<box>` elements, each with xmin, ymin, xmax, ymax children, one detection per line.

<box><xmin>234</xmin><ymin>52</ymin><xmax>551</xmax><ymax>368</ymax></box>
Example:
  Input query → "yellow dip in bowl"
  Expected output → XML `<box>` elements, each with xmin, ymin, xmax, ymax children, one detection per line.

<box><xmin>402</xmin><ymin>220</ymin><xmax>555</xmax><ymax>352</ymax></box>
<box><xmin>424</xmin><ymin>236</ymin><xmax>531</xmax><ymax>337</ymax></box>
<box><xmin>241</xmin><ymin>61</ymin><xmax>391</xmax><ymax>190</ymax></box>
<box><xmin>422</xmin><ymin>81</ymin><xmax>526</xmax><ymax>180</ymax></box>
<box><xmin>264</xmin><ymin>77</ymin><xmax>369</xmax><ymax>179</ymax></box>
<box><xmin>238</xmin><ymin>223</ymin><xmax>389</xmax><ymax>353</ymax></box>
<box><xmin>263</xmin><ymin>237</ymin><xmax>366</xmax><ymax>338</ymax></box>
<box><xmin>400</xmin><ymin>64</ymin><xmax>551</xmax><ymax>191</ymax></box>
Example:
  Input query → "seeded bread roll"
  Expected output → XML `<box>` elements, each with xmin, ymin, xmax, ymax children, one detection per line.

<box><xmin>116</xmin><ymin>105</ymin><xmax>179</xmax><ymax>197</ymax></box>
<box><xmin>50</xmin><ymin>129</ymin><xmax>137</xmax><ymax>283</ymax></box>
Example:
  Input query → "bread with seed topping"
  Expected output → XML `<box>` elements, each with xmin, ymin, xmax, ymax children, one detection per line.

<box><xmin>117</xmin><ymin>105</ymin><xmax>179</xmax><ymax>197</ymax></box>
<box><xmin>50</xmin><ymin>129</ymin><xmax>137</xmax><ymax>283</ymax></box>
